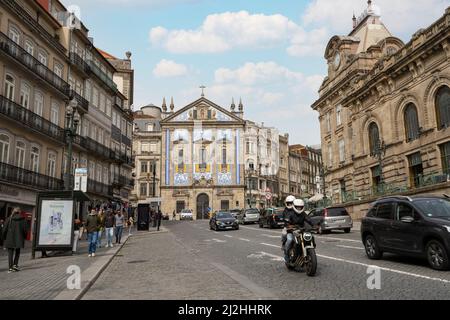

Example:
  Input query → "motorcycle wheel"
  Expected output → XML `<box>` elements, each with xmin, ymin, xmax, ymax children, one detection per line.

<box><xmin>305</xmin><ymin>248</ymin><xmax>317</xmax><ymax>277</ymax></box>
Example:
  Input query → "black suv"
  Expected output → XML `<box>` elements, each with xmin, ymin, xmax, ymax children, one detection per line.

<box><xmin>361</xmin><ymin>195</ymin><xmax>450</xmax><ymax>270</ymax></box>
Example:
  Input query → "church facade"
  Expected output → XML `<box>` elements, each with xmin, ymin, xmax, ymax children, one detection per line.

<box><xmin>160</xmin><ymin>96</ymin><xmax>246</xmax><ymax>219</ymax></box>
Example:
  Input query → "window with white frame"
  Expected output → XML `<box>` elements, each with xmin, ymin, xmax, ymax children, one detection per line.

<box><xmin>34</xmin><ymin>91</ymin><xmax>44</xmax><ymax>116</ymax></box>
<box><xmin>92</xmin><ymin>87</ymin><xmax>99</xmax><ymax>107</ymax></box>
<box><xmin>338</xmin><ymin>139</ymin><xmax>345</xmax><ymax>163</ymax></box>
<box><xmin>30</xmin><ymin>146</ymin><xmax>40</xmax><ymax>172</ymax></box>
<box><xmin>51</xmin><ymin>103</ymin><xmax>59</xmax><ymax>125</ymax></box>
<box><xmin>15</xmin><ymin>141</ymin><xmax>26</xmax><ymax>168</ymax></box>
<box><xmin>25</xmin><ymin>40</ymin><xmax>34</xmax><ymax>55</ymax></box>
<box><xmin>8</xmin><ymin>26</ymin><xmax>20</xmax><ymax>44</ymax></box>
<box><xmin>141</xmin><ymin>142</ymin><xmax>150</xmax><ymax>153</ymax></box>
<box><xmin>54</xmin><ymin>62</ymin><xmax>63</xmax><ymax>78</ymax></box>
<box><xmin>20</xmin><ymin>82</ymin><xmax>31</xmax><ymax>109</ymax></box>
<box><xmin>38</xmin><ymin>50</ymin><xmax>48</xmax><ymax>66</ymax></box>
<box><xmin>47</xmin><ymin>152</ymin><xmax>57</xmax><ymax>177</ymax></box>
<box><xmin>336</xmin><ymin>105</ymin><xmax>342</xmax><ymax>126</ymax></box>
<box><xmin>96</xmin><ymin>164</ymin><xmax>102</xmax><ymax>182</ymax></box>
<box><xmin>149</xmin><ymin>142</ymin><xmax>157</xmax><ymax>153</ymax></box>
<box><xmin>106</xmin><ymin>98</ymin><xmax>112</xmax><ymax>117</ymax></box>
<box><xmin>0</xmin><ymin>134</ymin><xmax>10</xmax><ymax>163</ymax></box>
<box><xmin>4</xmin><ymin>74</ymin><xmax>15</xmax><ymax>101</ymax></box>
<box><xmin>89</xmin><ymin>161</ymin><xmax>95</xmax><ymax>178</ymax></box>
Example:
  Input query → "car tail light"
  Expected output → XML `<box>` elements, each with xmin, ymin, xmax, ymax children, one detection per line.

<box><xmin>324</xmin><ymin>209</ymin><xmax>328</xmax><ymax>218</ymax></box>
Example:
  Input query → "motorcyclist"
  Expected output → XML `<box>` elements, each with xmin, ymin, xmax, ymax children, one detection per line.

<box><xmin>281</xmin><ymin>195</ymin><xmax>296</xmax><ymax>251</ymax></box>
<box><xmin>283</xmin><ymin>199</ymin><xmax>314</xmax><ymax>263</ymax></box>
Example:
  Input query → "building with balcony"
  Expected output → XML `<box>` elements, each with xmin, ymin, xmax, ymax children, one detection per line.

<box><xmin>243</xmin><ymin>120</ymin><xmax>282</xmax><ymax>209</ymax></box>
<box><xmin>0</xmin><ymin>0</ymin><xmax>134</xmax><ymax>221</ymax></box>
<box><xmin>130</xmin><ymin>104</ymin><xmax>162</xmax><ymax>211</ymax></box>
<box><xmin>311</xmin><ymin>2</ymin><xmax>450</xmax><ymax>218</ymax></box>
<box><xmin>0</xmin><ymin>0</ymin><xmax>69</xmax><ymax>218</ymax></box>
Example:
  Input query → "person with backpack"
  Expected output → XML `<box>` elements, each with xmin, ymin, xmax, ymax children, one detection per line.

<box><xmin>3</xmin><ymin>208</ymin><xmax>27</xmax><ymax>273</ymax></box>
<box><xmin>85</xmin><ymin>209</ymin><xmax>99</xmax><ymax>257</ymax></box>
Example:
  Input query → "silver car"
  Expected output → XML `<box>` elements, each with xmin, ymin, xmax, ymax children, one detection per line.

<box><xmin>237</xmin><ymin>208</ymin><xmax>261</xmax><ymax>224</ymax></box>
<box><xmin>308</xmin><ymin>206</ymin><xmax>353</xmax><ymax>234</ymax></box>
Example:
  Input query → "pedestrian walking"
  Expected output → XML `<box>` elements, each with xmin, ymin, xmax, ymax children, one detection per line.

<box><xmin>104</xmin><ymin>210</ymin><xmax>115</xmax><ymax>248</ymax></box>
<box><xmin>114</xmin><ymin>211</ymin><xmax>124</xmax><ymax>244</ymax></box>
<box><xmin>97</xmin><ymin>209</ymin><xmax>105</xmax><ymax>248</ymax></box>
<box><xmin>85</xmin><ymin>209</ymin><xmax>99</xmax><ymax>257</ymax></box>
<box><xmin>2</xmin><ymin>208</ymin><xmax>27</xmax><ymax>273</ymax></box>
<box><xmin>0</xmin><ymin>219</ymin><xmax>4</xmax><ymax>248</ymax></box>
<box><xmin>156</xmin><ymin>209</ymin><xmax>162</xmax><ymax>231</ymax></box>
<box><xmin>72</xmin><ymin>215</ymin><xmax>82</xmax><ymax>254</ymax></box>
<box><xmin>172</xmin><ymin>210</ymin><xmax>176</xmax><ymax>220</ymax></box>
<box><xmin>128</xmin><ymin>216</ymin><xmax>134</xmax><ymax>236</ymax></box>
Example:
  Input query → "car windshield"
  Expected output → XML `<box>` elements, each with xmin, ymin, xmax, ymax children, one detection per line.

<box><xmin>216</xmin><ymin>212</ymin><xmax>233</xmax><ymax>219</ymax></box>
<box><xmin>246</xmin><ymin>210</ymin><xmax>259</xmax><ymax>215</ymax></box>
<box><xmin>275</xmin><ymin>209</ymin><xmax>284</xmax><ymax>215</ymax></box>
<box><xmin>327</xmin><ymin>208</ymin><xmax>349</xmax><ymax>217</ymax></box>
<box><xmin>414</xmin><ymin>199</ymin><xmax>450</xmax><ymax>218</ymax></box>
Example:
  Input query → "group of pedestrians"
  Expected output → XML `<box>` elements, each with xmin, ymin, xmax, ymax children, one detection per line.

<box><xmin>80</xmin><ymin>209</ymin><xmax>134</xmax><ymax>258</ymax></box>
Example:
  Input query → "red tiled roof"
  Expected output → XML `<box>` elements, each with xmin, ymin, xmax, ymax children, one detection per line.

<box><xmin>98</xmin><ymin>48</ymin><xmax>117</xmax><ymax>60</ymax></box>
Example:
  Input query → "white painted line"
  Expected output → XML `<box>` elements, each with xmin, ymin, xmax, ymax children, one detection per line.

<box><xmin>241</xmin><ymin>226</ymin><xmax>280</xmax><ymax>234</ymax></box>
<box><xmin>224</xmin><ymin>235</ymin><xmax>233</xmax><ymax>238</ymax></box>
<box><xmin>261</xmin><ymin>234</ymin><xmax>281</xmax><ymax>239</ymax></box>
<box><xmin>212</xmin><ymin>238</ymin><xmax>226</xmax><ymax>243</ymax></box>
<box><xmin>261</xmin><ymin>252</ymin><xmax>284</xmax><ymax>261</ymax></box>
<box><xmin>316</xmin><ymin>236</ymin><xmax>361</xmax><ymax>243</ymax></box>
<box><xmin>317</xmin><ymin>254</ymin><xmax>450</xmax><ymax>284</ymax></box>
<box><xmin>238</xmin><ymin>238</ymin><xmax>250</xmax><ymax>242</ymax></box>
<box><xmin>336</xmin><ymin>245</ymin><xmax>365</xmax><ymax>250</ymax></box>
<box><xmin>261</xmin><ymin>242</ymin><xmax>280</xmax><ymax>248</ymax></box>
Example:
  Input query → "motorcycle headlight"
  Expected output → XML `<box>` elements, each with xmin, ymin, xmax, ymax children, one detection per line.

<box><xmin>444</xmin><ymin>226</ymin><xmax>450</xmax><ymax>233</ymax></box>
<box><xmin>303</xmin><ymin>232</ymin><xmax>313</xmax><ymax>242</ymax></box>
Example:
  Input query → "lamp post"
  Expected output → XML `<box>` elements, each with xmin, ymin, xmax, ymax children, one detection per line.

<box><xmin>64</xmin><ymin>99</ymin><xmax>80</xmax><ymax>191</ymax></box>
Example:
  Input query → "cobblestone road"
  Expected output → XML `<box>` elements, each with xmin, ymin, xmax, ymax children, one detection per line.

<box><xmin>83</xmin><ymin>221</ymin><xmax>450</xmax><ymax>300</ymax></box>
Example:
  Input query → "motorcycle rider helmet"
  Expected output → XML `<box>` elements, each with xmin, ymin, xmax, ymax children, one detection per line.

<box><xmin>293</xmin><ymin>199</ymin><xmax>305</xmax><ymax>214</ymax></box>
<box><xmin>285</xmin><ymin>195</ymin><xmax>296</xmax><ymax>209</ymax></box>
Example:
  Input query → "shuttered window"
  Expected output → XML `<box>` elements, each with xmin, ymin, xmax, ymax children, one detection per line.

<box><xmin>368</xmin><ymin>122</ymin><xmax>380</xmax><ymax>156</ymax></box>
<box><xmin>404</xmin><ymin>103</ymin><xmax>420</xmax><ymax>142</ymax></box>
<box><xmin>436</xmin><ymin>86</ymin><xmax>450</xmax><ymax>130</ymax></box>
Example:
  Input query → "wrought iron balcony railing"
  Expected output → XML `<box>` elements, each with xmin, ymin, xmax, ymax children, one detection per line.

<box><xmin>69</xmin><ymin>90</ymin><xmax>89</xmax><ymax>113</ymax></box>
<box><xmin>73</xmin><ymin>135</ymin><xmax>115</xmax><ymax>161</ymax></box>
<box><xmin>0</xmin><ymin>95</ymin><xmax>65</xmax><ymax>143</ymax></box>
<box><xmin>1</xmin><ymin>0</ymin><xmax>67</xmax><ymax>54</ymax></box>
<box><xmin>0</xmin><ymin>32</ymin><xmax>70</xmax><ymax>96</ymax></box>
<box><xmin>87</xmin><ymin>60</ymin><xmax>118</xmax><ymax>94</ymax></box>
<box><xmin>87</xmin><ymin>179</ymin><xmax>113</xmax><ymax>197</ymax></box>
<box><xmin>0</xmin><ymin>161</ymin><xmax>63</xmax><ymax>191</ymax></box>
<box><xmin>69</xmin><ymin>52</ymin><xmax>90</xmax><ymax>76</ymax></box>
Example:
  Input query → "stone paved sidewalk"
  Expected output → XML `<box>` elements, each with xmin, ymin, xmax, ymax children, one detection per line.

<box><xmin>0</xmin><ymin>226</ymin><xmax>141</xmax><ymax>300</ymax></box>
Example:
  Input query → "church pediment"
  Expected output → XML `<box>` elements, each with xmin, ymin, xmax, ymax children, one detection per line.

<box><xmin>162</xmin><ymin>97</ymin><xmax>244</xmax><ymax>124</ymax></box>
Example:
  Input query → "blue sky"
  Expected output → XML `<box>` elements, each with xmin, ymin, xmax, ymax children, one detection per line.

<box><xmin>61</xmin><ymin>0</ymin><xmax>449</xmax><ymax>146</ymax></box>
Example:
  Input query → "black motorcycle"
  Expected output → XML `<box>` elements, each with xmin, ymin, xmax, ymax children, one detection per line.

<box><xmin>284</xmin><ymin>228</ymin><xmax>318</xmax><ymax>276</ymax></box>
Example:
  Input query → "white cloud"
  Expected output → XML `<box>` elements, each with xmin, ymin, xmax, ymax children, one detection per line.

<box><xmin>153</xmin><ymin>59</ymin><xmax>188</xmax><ymax>78</ymax></box>
<box><xmin>149</xmin><ymin>10</ymin><xmax>325</xmax><ymax>57</ymax></box>
<box><xmin>303</xmin><ymin>0</ymin><xmax>449</xmax><ymax>36</ymax></box>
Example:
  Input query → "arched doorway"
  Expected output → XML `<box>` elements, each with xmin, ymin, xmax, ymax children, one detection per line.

<box><xmin>196</xmin><ymin>193</ymin><xmax>210</xmax><ymax>220</ymax></box>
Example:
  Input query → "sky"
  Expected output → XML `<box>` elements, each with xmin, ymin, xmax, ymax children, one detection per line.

<box><xmin>61</xmin><ymin>0</ymin><xmax>449</xmax><ymax>146</ymax></box>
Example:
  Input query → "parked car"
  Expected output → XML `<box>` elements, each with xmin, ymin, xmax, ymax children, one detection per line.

<box><xmin>180</xmin><ymin>209</ymin><xmax>193</xmax><ymax>220</ymax></box>
<box><xmin>308</xmin><ymin>206</ymin><xmax>353</xmax><ymax>234</ymax></box>
<box><xmin>229</xmin><ymin>209</ymin><xmax>241</xmax><ymax>218</ymax></box>
<box><xmin>210</xmin><ymin>212</ymin><xmax>239</xmax><ymax>231</ymax></box>
<box><xmin>361</xmin><ymin>195</ymin><xmax>450</xmax><ymax>270</ymax></box>
<box><xmin>259</xmin><ymin>207</ymin><xmax>285</xmax><ymax>229</ymax></box>
<box><xmin>237</xmin><ymin>208</ymin><xmax>261</xmax><ymax>225</ymax></box>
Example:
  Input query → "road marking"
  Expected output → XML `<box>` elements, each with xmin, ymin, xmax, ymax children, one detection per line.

<box><xmin>238</xmin><ymin>238</ymin><xmax>250</xmax><ymax>242</ymax></box>
<box><xmin>211</xmin><ymin>262</ymin><xmax>277</xmax><ymax>299</ymax></box>
<box><xmin>248</xmin><ymin>252</ymin><xmax>283</xmax><ymax>262</ymax></box>
<box><xmin>224</xmin><ymin>235</ymin><xmax>233</xmax><ymax>238</ymax></box>
<box><xmin>261</xmin><ymin>243</ymin><xmax>280</xmax><ymax>248</ymax></box>
<box><xmin>316</xmin><ymin>236</ymin><xmax>361</xmax><ymax>243</ymax></box>
<box><xmin>212</xmin><ymin>238</ymin><xmax>226</xmax><ymax>243</ymax></box>
<box><xmin>261</xmin><ymin>234</ymin><xmax>281</xmax><ymax>239</ymax></box>
<box><xmin>316</xmin><ymin>254</ymin><xmax>450</xmax><ymax>284</ymax></box>
<box><xmin>336</xmin><ymin>245</ymin><xmax>365</xmax><ymax>250</ymax></box>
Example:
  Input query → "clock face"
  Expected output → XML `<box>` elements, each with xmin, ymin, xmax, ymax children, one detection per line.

<box><xmin>334</xmin><ymin>52</ymin><xmax>341</xmax><ymax>69</ymax></box>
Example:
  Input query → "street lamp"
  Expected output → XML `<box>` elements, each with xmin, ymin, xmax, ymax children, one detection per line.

<box><xmin>64</xmin><ymin>99</ymin><xmax>80</xmax><ymax>191</ymax></box>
